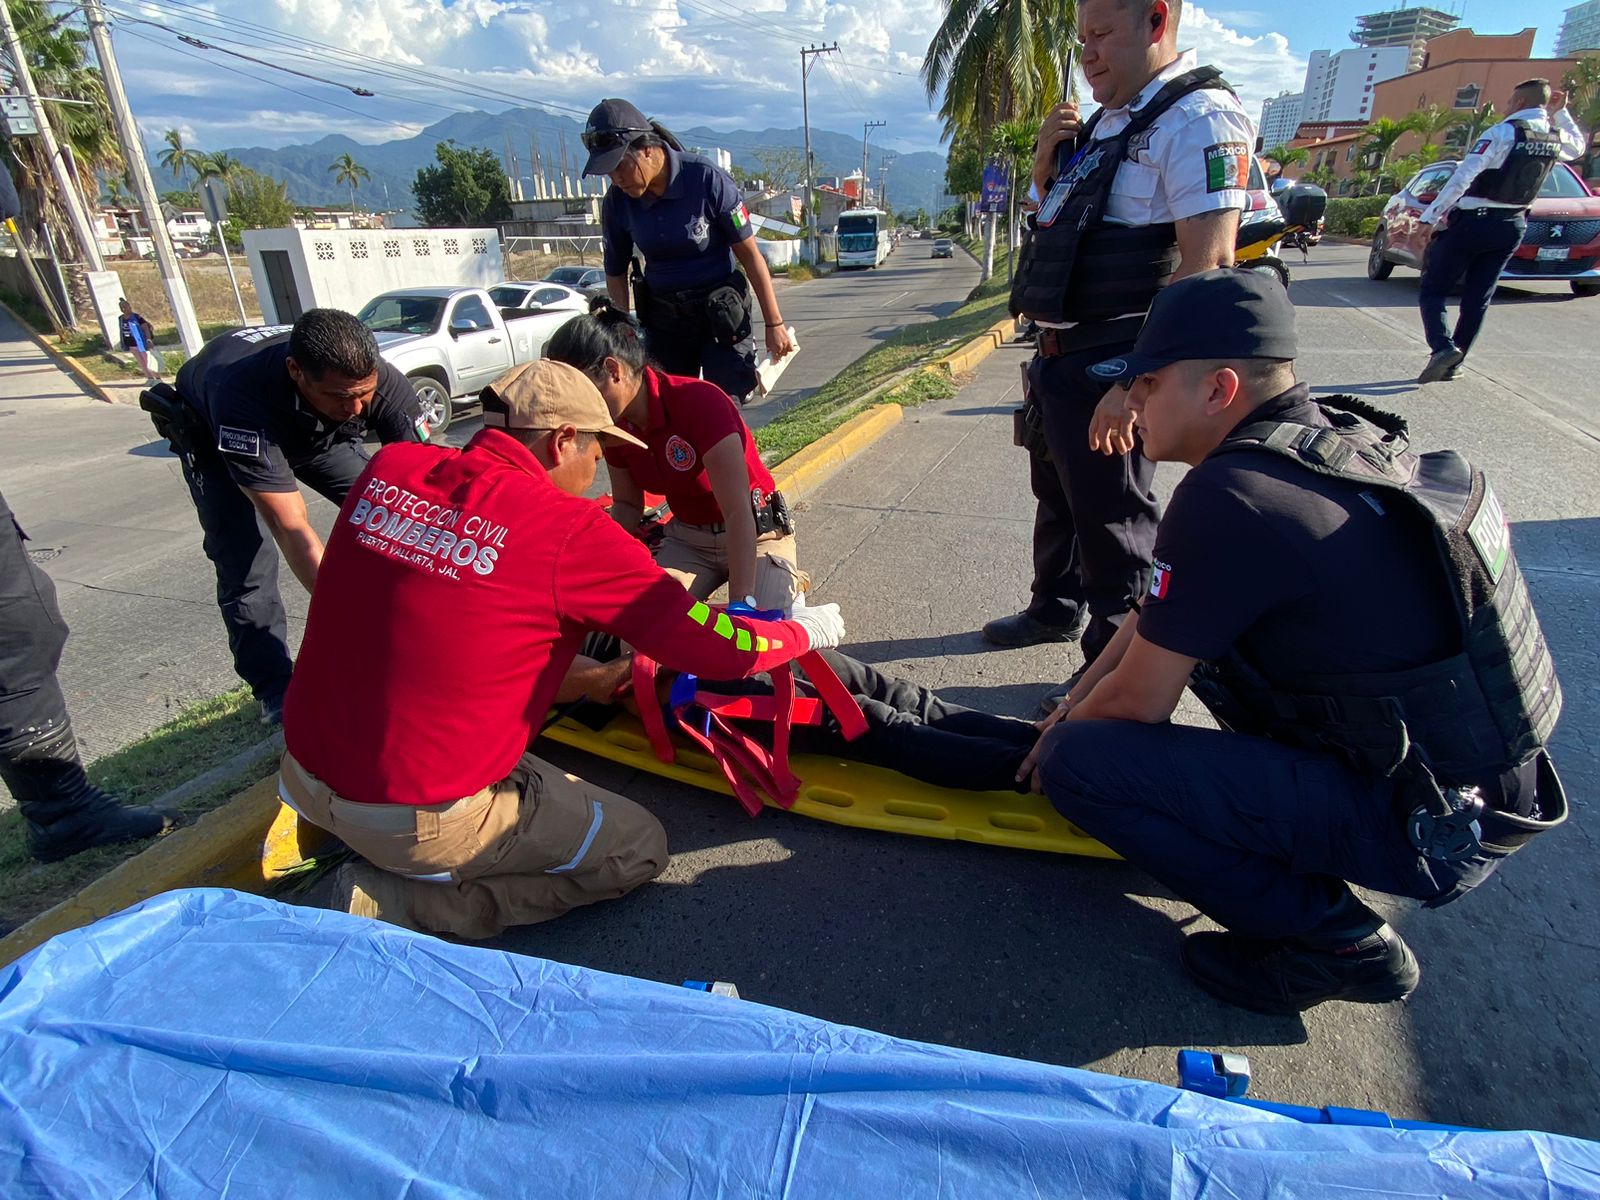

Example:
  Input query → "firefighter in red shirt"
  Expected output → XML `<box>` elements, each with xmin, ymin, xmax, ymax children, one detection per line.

<box><xmin>279</xmin><ymin>360</ymin><xmax>845</xmax><ymax>939</ymax></box>
<box><xmin>546</xmin><ymin>304</ymin><xmax>803</xmax><ymax>613</ymax></box>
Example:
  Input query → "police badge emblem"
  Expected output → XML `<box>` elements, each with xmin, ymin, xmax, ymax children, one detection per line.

<box><xmin>687</xmin><ymin>215</ymin><xmax>711</xmax><ymax>249</ymax></box>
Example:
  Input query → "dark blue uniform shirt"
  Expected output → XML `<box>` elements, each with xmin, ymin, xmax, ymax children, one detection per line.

<box><xmin>601</xmin><ymin>147</ymin><xmax>755</xmax><ymax>293</ymax></box>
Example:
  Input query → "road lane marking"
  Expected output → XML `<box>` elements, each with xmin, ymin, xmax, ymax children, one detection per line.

<box><xmin>879</xmin><ymin>289</ymin><xmax>911</xmax><ymax>308</ymax></box>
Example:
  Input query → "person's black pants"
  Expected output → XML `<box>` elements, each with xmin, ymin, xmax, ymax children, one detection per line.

<box><xmin>0</xmin><ymin>490</ymin><xmax>72</xmax><ymax>754</ymax></box>
<box><xmin>1037</xmin><ymin>720</ymin><xmax>1501</xmax><ymax>940</ymax></box>
<box><xmin>178</xmin><ymin>439</ymin><xmax>371</xmax><ymax>704</ymax></box>
<box><xmin>1418</xmin><ymin>210</ymin><xmax>1525</xmax><ymax>357</ymax></box>
<box><xmin>1030</xmin><ymin>342</ymin><xmax>1160</xmax><ymax>661</ymax></box>
<box><xmin>643</xmin><ymin>324</ymin><xmax>758</xmax><ymax>402</ymax></box>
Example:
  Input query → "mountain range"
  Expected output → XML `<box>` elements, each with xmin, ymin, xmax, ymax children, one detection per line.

<box><xmin>161</xmin><ymin>106</ymin><xmax>954</xmax><ymax>222</ymax></box>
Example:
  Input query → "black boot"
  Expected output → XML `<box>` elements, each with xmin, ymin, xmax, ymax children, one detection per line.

<box><xmin>1</xmin><ymin>720</ymin><xmax>176</xmax><ymax>864</ymax></box>
<box><xmin>1181</xmin><ymin>922</ymin><xmax>1420</xmax><ymax>1015</ymax></box>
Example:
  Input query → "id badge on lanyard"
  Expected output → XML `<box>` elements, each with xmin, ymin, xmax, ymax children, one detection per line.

<box><xmin>1037</xmin><ymin>139</ymin><xmax>1094</xmax><ymax>228</ymax></box>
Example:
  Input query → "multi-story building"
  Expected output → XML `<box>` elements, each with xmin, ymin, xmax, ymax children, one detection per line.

<box><xmin>1352</xmin><ymin>6</ymin><xmax>1461</xmax><ymax>70</ymax></box>
<box><xmin>1258</xmin><ymin>91</ymin><xmax>1305</xmax><ymax>150</ymax></box>
<box><xmin>1301</xmin><ymin>46</ymin><xmax>1412</xmax><ymax>123</ymax></box>
<box><xmin>1556</xmin><ymin>0</ymin><xmax>1600</xmax><ymax>55</ymax></box>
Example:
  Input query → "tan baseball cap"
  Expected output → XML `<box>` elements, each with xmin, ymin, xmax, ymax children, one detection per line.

<box><xmin>480</xmin><ymin>359</ymin><xmax>646</xmax><ymax>448</ymax></box>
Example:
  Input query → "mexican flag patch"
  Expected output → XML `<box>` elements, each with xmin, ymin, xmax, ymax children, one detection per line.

<box><xmin>731</xmin><ymin>204</ymin><xmax>750</xmax><ymax>229</ymax></box>
<box><xmin>1204</xmin><ymin>142</ymin><xmax>1249</xmax><ymax>193</ymax></box>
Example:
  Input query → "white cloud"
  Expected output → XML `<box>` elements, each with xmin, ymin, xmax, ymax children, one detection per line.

<box><xmin>1183</xmin><ymin>5</ymin><xmax>1308</xmax><ymax>119</ymax></box>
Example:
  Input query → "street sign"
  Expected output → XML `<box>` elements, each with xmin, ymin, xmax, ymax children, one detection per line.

<box><xmin>200</xmin><ymin>176</ymin><xmax>228</xmax><ymax>226</ymax></box>
<box><xmin>978</xmin><ymin>163</ymin><xmax>1009</xmax><ymax>213</ymax></box>
<box><xmin>0</xmin><ymin>96</ymin><xmax>37</xmax><ymax>138</ymax></box>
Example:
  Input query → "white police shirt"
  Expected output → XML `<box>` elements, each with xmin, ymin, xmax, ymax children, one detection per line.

<box><xmin>1420</xmin><ymin>106</ymin><xmax>1586</xmax><ymax>224</ymax></box>
<box><xmin>1095</xmin><ymin>49</ymin><xmax>1257</xmax><ymax>227</ymax></box>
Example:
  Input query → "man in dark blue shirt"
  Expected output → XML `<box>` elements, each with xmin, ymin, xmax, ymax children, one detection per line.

<box><xmin>585</xmin><ymin>98</ymin><xmax>794</xmax><ymax>402</ymax></box>
<box><xmin>150</xmin><ymin>309</ymin><xmax>425</xmax><ymax>723</ymax></box>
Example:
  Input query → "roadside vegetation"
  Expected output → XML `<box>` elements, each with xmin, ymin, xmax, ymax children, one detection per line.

<box><xmin>0</xmin><ymin>687</ymin><xmax>280</xmax><ymax>934</ymax></box>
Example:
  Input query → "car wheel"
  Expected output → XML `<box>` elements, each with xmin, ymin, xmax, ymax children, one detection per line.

<box><xmin>1244</xmin><ymin>256</ymin><xmax>1290</xmax><ymax>288</ymax></box>
<box><xmin>1367</xmin><ymin>228</ymin><xmax>1395</xmax><ymax>280</ymax></box>
<box><xmin>1572</xmin><ymin>280</ymin><xmax>1600</xmax><ymax>298</ymax></box>
<box><xmin>410</xmin><ymin>375</ymin><xmax>453</xmax><ymax>436</ymax></box>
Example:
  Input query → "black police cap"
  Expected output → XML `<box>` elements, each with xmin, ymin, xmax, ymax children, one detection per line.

<box><xmin>1086</xmin><ymin>268</ymin><xmax>1298</xmax><ymax>385</ymax></box>
<box><xmin>582</xmin><ymin>99</ymin><xmax>654</xmax><ymax>176</ymax></box>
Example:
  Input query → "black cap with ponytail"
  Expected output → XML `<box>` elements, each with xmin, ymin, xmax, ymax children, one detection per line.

<box><xmin>544</xmin><ymin>297</ymin><xmax>648</xmax><ymax>382</ymax></box>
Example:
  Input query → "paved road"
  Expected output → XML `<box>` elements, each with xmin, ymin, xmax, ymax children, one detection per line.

<box><xmin>500</xmin><ymin>245</ymin><xmax>1600</xmax><ymax>1138</ymax></box>
<box><xmin>0</xmin><ymin>242</ymin><xmax>976</xmax><ymax>788</ymax></box>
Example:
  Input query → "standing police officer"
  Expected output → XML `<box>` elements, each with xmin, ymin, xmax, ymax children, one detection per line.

<box><xmin>1022</xmin><ymin>270</ymin><xmax>1567</xmax><ymax>1014</ymax></box>
<box><xmin>582</xmin><ymin>98</ymin><xmax>794</xmax><ymax>404</ymax></box>
<box><xmin>141</xmin><ymin>310</ymin><xmax>427</xmax><ymax>724</ymax></box>
<box><xmin>989</xmin><ymin>0</ymin><xmax>1254</xmax><ymax>712</ymax></box>
<box><xmin>1415</xmin><ymin>79</ymin><xmax>1585</xmax><ymax>383</ymax></box>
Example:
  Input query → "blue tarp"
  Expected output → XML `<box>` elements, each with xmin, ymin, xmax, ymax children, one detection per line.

<box><xmin>1</xmin><ymin>888</ymin><xmax>1596</xmax><ymax>1198</ymax></box>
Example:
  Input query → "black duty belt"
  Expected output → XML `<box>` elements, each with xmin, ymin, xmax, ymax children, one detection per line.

<box><xmin>1036</xmin><ymin>315</ymin><xmax>1145</xmax><ymax>359</ymax></box>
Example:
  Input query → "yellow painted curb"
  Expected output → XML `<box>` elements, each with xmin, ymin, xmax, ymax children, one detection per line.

<box><xmin>0</xmin><ymin>775</ymin><xmax>333</xmax><ymax>968</ymax></box>
<box><xmin>772</xmin><ymin>402</ymin><xmax>904</xmax><ymax>500</ymax></box>
<box><xmin>0</xmin><ymin>296</ymin><xmax>115</xmax><ymax>405</ymax></box>
<box><xmin>932</xmin><ymin>315</ymin><xmax>1019</xmax><ymax>378</ymax></box>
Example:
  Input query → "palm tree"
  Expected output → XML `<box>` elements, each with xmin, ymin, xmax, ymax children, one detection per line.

<box><xmin>1445</xmin><ymin>104</ymin><xmax>1498</xmax><ymax>156</ymax></box>
<box><xmin>921</xmin><ymin>0</ymin><xmax>1077</xmax><ymax>148</ymax></box>
<box><xmin>1262</xmin><ymin>144</ymin><xmax>1309</xmax><ymax>179</ymax></box>
<box><xmin>1303</xmin><ymin>165</ymin><xmax>1337</xmax><ymax>191</ymax></box>
<box><xmin>329</xmin><ymin>152</ymin><xmax>371</xmax><ymax>214</ymax></box>
<box><xmin>194</xmin><ymin>151</ymin><xmax>241</xmax><ymax>183</ymax></box>
<box><xmin>1406</xmin><ymin>104</ymin><xmax>1457</xmax><ymax>148</ymax></box>
<box><xmin>102</xmin><ymin>174</ymin><xmax>129</xmax><ymax>209</ymax></box>
<box><xmin>1358</xmin><ymin>116</ymin><xmax>1411</xmax><ymax>195</ymax></box>
<box><xmin>991</xmin><ymin>118</ymin><xmax>1036</xmax><ymax>269</ymax></box>
<box><xmin>157</xmin><ymin>128</ymin><xmax>197</xmax><ymax>188</ymax></box>
<box><xmin>1564</xmin><ymin>55</ymin><xmax>1600</xmax><ymax>176</ymax></box>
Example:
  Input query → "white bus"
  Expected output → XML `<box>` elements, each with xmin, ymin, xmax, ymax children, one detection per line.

<box><xmin>836</xmin><ymin>208</ymin><xmax>892</xmax><ymax>269</ymax></box>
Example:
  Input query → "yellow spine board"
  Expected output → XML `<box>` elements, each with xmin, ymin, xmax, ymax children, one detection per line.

<box><xmin>544</xmin><ymin>714</ymin><xmax>1118</xmax><ymax>861</ymax></box>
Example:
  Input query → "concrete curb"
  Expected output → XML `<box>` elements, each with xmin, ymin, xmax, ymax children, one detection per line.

<box><xmin>772</xmin><ymin>402</ymin><xmax>904</xmax><ymax>500</ymax></box>
<box><xmin>0</xmin><ymin>297</ymin><xmax>115</xmax><ymax>405</ymax></box>
<box><xmin>931</xmin><ymin>315</ymin><xmax>1019</xmax><ymax>377</ymax></box>
<box><xmin>0</xmin><ymin>776</ymin><xmax>336</xmax><ymax>967</ymax></box>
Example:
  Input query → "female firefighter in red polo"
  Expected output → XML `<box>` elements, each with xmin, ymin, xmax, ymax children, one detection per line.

<box><xmin>546</xmin><ymin>304</ymin><xmax>803</xmax><ymax>613</ymax></box>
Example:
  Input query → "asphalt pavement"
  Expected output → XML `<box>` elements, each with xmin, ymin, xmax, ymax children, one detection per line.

<box><xmin>3</xmin><ymin>242</ymin><xmax>1596</xmax><ymax>1135</ymax></box>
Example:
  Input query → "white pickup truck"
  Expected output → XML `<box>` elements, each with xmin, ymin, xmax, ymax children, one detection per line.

<box><xmin>357</xmin><ymin>286</ymin><xmax>586</xmax><ymax>433</ymax></box>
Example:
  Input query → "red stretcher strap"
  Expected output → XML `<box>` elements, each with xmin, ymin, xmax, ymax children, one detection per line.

<box><xmin>795</xmin><ymin>651</ymin><xmax>869</xmax><ymax>742</ymax></box>
<box><xmin>693</xmin><ymin>693</ymin><xmax>827</xmax><ymax>725</ymax></box>
<box><xmin>633</xmin><ymin>652</ymin><xmax>676</xmax><ymax>764</ymax></box>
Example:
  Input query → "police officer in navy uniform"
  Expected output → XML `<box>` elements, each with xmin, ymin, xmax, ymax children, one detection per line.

<box><xmin>142</xmin><ymin>309</ymin><xmax>427</xmax><ymax>724</ymax></box>
<box><xmin>583</xmin><ymin>98</ymin><xmax>794</xmax><ymax>404</ymax></box>
<box><xmin>988</xmin><ymin>0</ymin><xmax>1254</xmax><ymax>715</ymax></box>
<box><xmin>1020</xmin><ymin>270</ymin><xmax>1567</xmax><ymax>1014</ymax></box>
<box><xmin>1414</xmin><ymin>78</ymin><xmax>1586</xmax><ymax>383</ymax></box>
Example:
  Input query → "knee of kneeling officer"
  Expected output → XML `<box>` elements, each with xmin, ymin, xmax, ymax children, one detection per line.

<box><xmin>1036</xmin><ymin>721</ymin><xmax>1123</xmax><ymax>824</ymax></box>
<box><xmin>606</xmin><ymin>807</ymin><xmax>670</xmax><ymax>893</ymax></box>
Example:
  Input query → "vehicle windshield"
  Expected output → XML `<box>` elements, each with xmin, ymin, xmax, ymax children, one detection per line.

<box><xmin>1541</xmin><ymin>165</ymin><xmax>1591</xmax><ymax>199</ymax></box>
<box><xmin>543</xmin><ymin>266</ymin><xmax>587</xmax><ymax>284</ymax></box>
<box><xmin>356</xmin><ymin>295</ymin><xmax>445</xmax><ymax>336</ymax></box>
<box><xmin>488</xmin><ymin>286</ymin><xmax>527</xmax><ymax>307</ymax></box>
<box><xmin>933</xmin><ymin>239</ymin><xmax>952</xmax><ymax>248</ymax></box>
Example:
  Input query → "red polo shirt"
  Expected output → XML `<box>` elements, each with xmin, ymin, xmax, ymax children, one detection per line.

<box><xmin>284</xmin><ymin>428</ymin><xmax>814</xmax><ymax>807</ymax></box>
<box><xmin>604</xmin><ymin>368</ymin><xmax>776</xmax><ymax>526</ymax></box>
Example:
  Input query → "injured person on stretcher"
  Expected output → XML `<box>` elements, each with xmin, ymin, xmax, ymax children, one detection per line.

<box><xmin>561</xmin><ymin>633</ymin><xmax>1039</xmax><ymax>797</ymax></box>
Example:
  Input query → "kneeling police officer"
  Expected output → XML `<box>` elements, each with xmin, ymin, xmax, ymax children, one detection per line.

<box><xmin>141</xmin><ymin>310</ymin><xmax>427</xmax><ymax>723</ymax></box>
<box><xmin>1022</xmin><ymin>270</ymin><xmax>1567</xmax><ymax>1014</ymax></box>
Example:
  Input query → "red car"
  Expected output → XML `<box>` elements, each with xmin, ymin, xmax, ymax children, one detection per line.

<box><xmin>1367</xmin><ymin>160</ymin><xmax>1600</xmax><ymax>297</ymax></box>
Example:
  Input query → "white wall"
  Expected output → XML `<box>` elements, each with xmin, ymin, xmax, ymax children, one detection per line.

<box><xmin>242</xmin><ymin>227</ymin><xmax>505</xmax><ymax>323</ymax></box>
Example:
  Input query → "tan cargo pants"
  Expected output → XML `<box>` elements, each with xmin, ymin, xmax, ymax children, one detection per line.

<box><xmin>658</xmin><ymin>521</ymin><xmax>802</xmax><ymax>612</ymax></box>
<box><xmin>280</xmin><ymin>751</ymin><xmax>668</xmax><ymax>940</ymax></box>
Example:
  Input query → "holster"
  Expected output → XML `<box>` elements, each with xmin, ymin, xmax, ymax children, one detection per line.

<box><xmin>1013</xmin><ymin>362</ymin><xmax>1050</xmax><ymax>461</ymax></box>
<box><xmin>138</xmin><ymin>382</ymin><xmax>197</xmax><ymax>456</ymax></box>
<box><xmin>752</xmin><ymin>489</ymin><xmax>794</xmax><ymax>536</ymax></box>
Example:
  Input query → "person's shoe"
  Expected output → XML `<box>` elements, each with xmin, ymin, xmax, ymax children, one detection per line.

<box><xmin>982</xmin><ymin>609</ymin><xmax>1087</xmax><ymax>648</ymax></box>
<box><xmin>1417</xmin><ymin>347</ymin><xmax>1464</xmax><ymax>384</ymax></box>
<box><xmin>1037</xmin><ymin>661</ymin><xmax>1092</xmax><ymax>717</ymax></box>
<box><xmin>329</xmin><ymin>861</ymin><xmax>420</xmax><ymax>930</ymax></box>
<box><xmin>1181</xmin><ymin>924</ymin><xmax>1420</xmax><ymax>1015</ymax></box>
<box><xmin>259</xmin><ymin>693</ymin><xmax>286</xmax><ymax>726</ymax></box>
<box><xmin>1441</xmin><ymin>361</ymin><xmax>1462</xmax><ymax>381</ymax></box>
<box><xmin>27</xmin><ymin>788</ymin><xmax>177</xmax><ymax>863</ymax></box>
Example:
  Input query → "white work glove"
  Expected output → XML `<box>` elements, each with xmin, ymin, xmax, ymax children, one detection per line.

<box><xmin>788</xmin><ymin>591</ymin><xmax>845</xmax><ymax>651</ymax></box>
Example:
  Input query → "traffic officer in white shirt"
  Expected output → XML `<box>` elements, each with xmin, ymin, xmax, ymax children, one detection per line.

<box><xmin>1415</xmin><ymin>78</ymin><xmax>1586</xmax><ymax>383</ymax></box>
<box><xmin>990</xmin><ymin>0</ymin><xmax>1256</xmax><ymax>715</ymax></box>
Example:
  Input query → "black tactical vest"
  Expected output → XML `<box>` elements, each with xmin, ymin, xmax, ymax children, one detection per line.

<box><xmin>1010</xmin><ymin>66</ymin><xmax>1235</xmax><ymax>323</ymax></box>
<box><xmin>1463</xmin><ymin>119</ymin><xmax>1562</xmax><ymax>207</ymax></box>
<box><xmin>1187</xmin><ymin>397</ymin><xmax>1562</xmax><ymax>795</ymax></box>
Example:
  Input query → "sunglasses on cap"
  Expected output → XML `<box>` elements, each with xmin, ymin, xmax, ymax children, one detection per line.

<box><xmin>581</xmin><ymin>127</ymin><xmax>653</xmax><ymax>154</ymax></box>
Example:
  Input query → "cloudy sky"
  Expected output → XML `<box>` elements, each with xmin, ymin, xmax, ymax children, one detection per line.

<box><xmin>106</xmin><ymin>0</ymin><xmax>1575</xmax><ymax>157</ymax></box>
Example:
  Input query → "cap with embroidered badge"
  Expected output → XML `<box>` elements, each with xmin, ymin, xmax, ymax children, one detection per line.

<box><xmin>1085</xmin><ymin>268</ymin><xmax>1298</xmax><ymax>385</ymax></box>
<box><xmin>480</xmin><ymin>360</ymin><xmax>646</xmax><ymax>448</ymax></box>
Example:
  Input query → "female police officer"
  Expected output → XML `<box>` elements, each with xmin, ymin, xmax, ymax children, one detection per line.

<box><xmin>546</xmin><ymin>302</ymin><xmax>803</xmax><ymax>613</ymax></box>
<box><xmin>582</xmin><ymin>98</ymin><xmax>794</xmax><ymax>404</ymax></box>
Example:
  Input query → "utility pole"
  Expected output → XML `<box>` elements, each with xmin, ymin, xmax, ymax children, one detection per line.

<box><xmin>879</xmin><ymin>152</ymin><xmax>895</xmax><ymax>219</ymax></box>
<box><xmin>83</xmin><ymin>0</ymin><xmax>203</xmax><ymax>354</ymax></box>
<box><xmin>799</xmin><ymin>43</ymin><xmax>837</xmax><ymax>265</ymax></box>
<box><xmin>860</xmin><ymin>120</ymin><xmax>885</xmax><ymax>208</ymax></box>
<box><xmin>0</xmin><ymin>0</ymin><xmax>106</xmax><ymax>291</ymax></box>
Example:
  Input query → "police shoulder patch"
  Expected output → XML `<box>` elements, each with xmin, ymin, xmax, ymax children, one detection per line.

<box><xmin>1472</xmin><ymin>138</ymin><xmax>1492</xmax><ymax>156</ymax></box>
<box><xmin>1149</xmin><ymin>558</ymin><xmax>1173</xmax><ymax>601</ymax></box>
<box><xmin>1204</xmin><ymin>142</ymin><xmax>1250</xmax><ymax>193</ymax></box>
<box><xmin>217</xmin><ymin>426</ymin><xmax>262</xmax><ymax>458</ymax></box>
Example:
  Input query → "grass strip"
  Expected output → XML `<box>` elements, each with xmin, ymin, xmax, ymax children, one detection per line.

<box><xmin>0</xmin><ymin>686</ymin><xmax>278</xmax><ymax>932</ymax></box>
